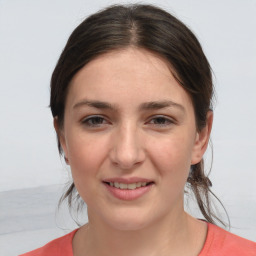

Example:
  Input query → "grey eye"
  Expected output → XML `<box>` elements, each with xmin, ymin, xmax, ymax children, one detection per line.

<box><xmin>82</xmin><ymin>116</ymin><xmax>107</xmax><ymax>127</ymax></box>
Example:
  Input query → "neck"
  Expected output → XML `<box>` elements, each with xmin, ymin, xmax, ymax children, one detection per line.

<box><xmin>73</xmin><ymin>210</ymin><xmax>207</xmax><ymax>256</ymax></box>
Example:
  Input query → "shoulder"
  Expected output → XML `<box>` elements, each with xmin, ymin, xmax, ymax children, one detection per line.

<box><xmin>19</xmin><ymin>229</ymin><xmax>78</xmax><ymax>256</ymax></box>
<box><xmin>200</xmin><ymin>223</ymin><xmax>256</xmax><ymax>256</ymax></box>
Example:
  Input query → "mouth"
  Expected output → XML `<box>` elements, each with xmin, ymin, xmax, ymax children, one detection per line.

<box><xmin>103</xmin><ymin>181</ymin><xmax>154</xmax><ymax>190</ymax></box>
<box><xmin>102</xmin><ymin>177</ymin><xmax>155</xmax><ymax>200</ymax></box>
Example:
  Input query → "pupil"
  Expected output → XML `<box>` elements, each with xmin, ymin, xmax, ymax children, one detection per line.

<box><xmin>156</xmin><ymin>117</ymin><xmax>165</xmax><ymax>124</ymax></box>
<box><xmin>93</xmin><ymin>117</ymin><xmax>103</xmax><ymax>124</ymax></box>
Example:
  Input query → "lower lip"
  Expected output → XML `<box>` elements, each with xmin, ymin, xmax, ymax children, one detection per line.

<box><xmin>103</xmin><ymin>183</ymin><xmax>153</xmax><ymax>201</ymax></box>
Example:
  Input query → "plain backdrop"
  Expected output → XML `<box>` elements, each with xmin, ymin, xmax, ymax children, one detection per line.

<box><xmin>1</xmin><ymin>0</ymin><xmax>256</xmax><ymax>242</ymax></box>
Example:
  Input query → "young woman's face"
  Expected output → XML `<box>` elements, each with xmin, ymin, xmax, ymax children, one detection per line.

<box><xmin>59</xmin><ymin>48</ymin><xmax>210</xmax><ymax>230</ymax></box>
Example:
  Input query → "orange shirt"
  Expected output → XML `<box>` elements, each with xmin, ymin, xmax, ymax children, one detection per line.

<box><xmin>199</xmin><ymin>223</ymin><xmax>256</xmax><ymax>255</ymax></box>
<box><xmin>20</xmin><ymin>223</ymin><xmax>256</xmax><ymax>256</ymax></box>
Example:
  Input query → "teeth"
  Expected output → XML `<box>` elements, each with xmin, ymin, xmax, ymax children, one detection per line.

<box><xmin>109</xmin><ymin>182</ymin><xmax>149</xmax><ymax>190</ymax></box>
<box><xmin>120</xmin><ymin>183</ymin><xmax>128</xmax><ymax>189</ymax></box>
<box><xmin>136</xmin><ymin>182</ymin><xmax>142</xmax><ymax>188</ymax></box>
<box><xmin>127</xmin><ymin>183</ymin><xmax>136</xmax><ymax>189</ymax></box>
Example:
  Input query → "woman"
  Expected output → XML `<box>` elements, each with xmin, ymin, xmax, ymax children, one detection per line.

<box><xmin>21</xmin><ymin>4</ymin><xmax>256</xmax><ymax>256</ymax></box>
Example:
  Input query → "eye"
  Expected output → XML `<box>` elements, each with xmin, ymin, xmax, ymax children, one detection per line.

<box><xmin>81</xmin><ymin>115</ymin><xmax>109</xmax><ymax>127</ymax></box>
<box><xmin>148</xmin><ymin>116</ymin><xmax>174</xmax><ymax>127</ymax></box>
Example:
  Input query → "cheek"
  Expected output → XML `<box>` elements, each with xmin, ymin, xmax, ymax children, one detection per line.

<box><xmin>150</xmin><ymin>135</ymin><xmax>194</xmax><ymax>171</ymax></box>
<box><xmin>66</xmin><ymin>135</ymin><xmax>108</xmax><ymax>204</ymax></box>
<box><xmin>66</xmin><ymin>133</ymin><xmax>109</xmax><ymax>184</ymax></box>
<box><xmin>146</xmin><ymin>137</ymin><xmax>192</xmax><ymax>207</ymax></box>
<box><xmin>148</xmin><ymin>133</ymin><xmax>195</xmax><ymax>195</ymax></box>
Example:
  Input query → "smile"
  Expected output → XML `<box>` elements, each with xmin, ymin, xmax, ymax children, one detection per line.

<box><xmin>107</xmin><ymin>181</ymin><xmax>151</xmax><ymax>190</ymax></box>
<box><xmin>103</xmin><ymin>179</ymin><xmax>154</xmax><ymax>200</ymax></box>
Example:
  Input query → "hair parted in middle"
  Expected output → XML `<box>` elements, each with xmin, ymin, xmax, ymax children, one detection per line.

<box><xmin>50</xmin><ymin>4</ymin><xmax>229</xmax><ymax>227</ymax></box>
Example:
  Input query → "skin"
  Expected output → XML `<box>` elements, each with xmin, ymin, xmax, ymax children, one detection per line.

<box><xmin>55</xmin><ymin>47</ymin><xmax>213</xmax><ymax>256</ymax></box>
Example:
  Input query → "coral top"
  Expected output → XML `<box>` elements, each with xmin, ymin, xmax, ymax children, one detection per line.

<box><xmin>20</xmin><ymin>223</ymin><xmax>256</xmax><ymax>256</ymax></box>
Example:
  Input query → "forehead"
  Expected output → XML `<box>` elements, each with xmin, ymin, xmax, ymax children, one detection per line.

<box><xmin>66</xmin><ymin>48</ymin><xmax>193</xmax><ymax>111</ymax></box>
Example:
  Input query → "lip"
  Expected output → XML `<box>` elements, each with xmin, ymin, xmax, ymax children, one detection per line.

<box><xmin>102</xmin><ymin>177</ymin><xmax>154</xmax><ymax>201</ymax></box>
<box><xmin>102</xmin><ymin>177</ymin><xmax>153</xmax><ymax>184</ymax></box>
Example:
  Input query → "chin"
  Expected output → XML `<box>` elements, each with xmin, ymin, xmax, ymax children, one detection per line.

<box><xmin>102</xmin><ymin>208</ymin><xmax>155</xmax><ymax>231</ymax></box>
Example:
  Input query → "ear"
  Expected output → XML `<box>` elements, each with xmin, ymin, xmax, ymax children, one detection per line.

<box><xmin>53</xmin><ymin>117</ymin><xmax>69</xmax><ymax>164</ymax></box>
<box><xmin>191</xmin><ymin>111</ymin><xmax>213</xmax><ymax>165</ymax></box>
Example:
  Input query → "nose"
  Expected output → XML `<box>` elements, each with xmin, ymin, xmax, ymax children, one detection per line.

<box><xmin>109</xmin><ymin>123</ymin><xmax>145</xmax><ymax>170</ymax></box>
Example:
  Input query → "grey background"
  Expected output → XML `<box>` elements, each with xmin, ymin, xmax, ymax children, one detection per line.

<box><xmin>0</xmin><ymin>0</ymin><xmax>256</xmax><ymax>255</ymax></box>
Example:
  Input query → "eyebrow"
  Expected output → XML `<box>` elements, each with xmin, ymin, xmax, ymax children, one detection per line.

<box><xmin>73</xmin><ymin>99</ymin><xmax>185</xmax><ymax>112</ymax></box>
<box><xmin>139</xmin><ymin>101</ymin><xmax>185</xmax><ymax>112</ymax></box>
<box><xmin>73</xmin><ymin>100</ymin><xmax>117</xmax><ymax>110</ymax></box>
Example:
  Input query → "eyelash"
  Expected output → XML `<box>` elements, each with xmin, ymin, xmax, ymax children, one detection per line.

<box><xmin>147</xmin><ymin>116</ymin><xmax>174</xmax><ymax>127</ymax></box>
<box><xmin>81</xmin><ymin>115</ymin><xmax>108</xmax><ymax>127</ymax></box>
<box><xmin>81</xmin><ymin>115</ymin><xmax>174</xmax><ymax>128</ymax></box>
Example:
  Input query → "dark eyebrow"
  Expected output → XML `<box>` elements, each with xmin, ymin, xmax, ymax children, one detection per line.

<box><xmin>139</xmin><ymin>100</ymin><xmax>185</xmax><ymax>112</ymax></box>
<box><xmin>73</xmin><ymin>100</ymin><xmax>118</xmax><ymax>111</ymax></box>
<box><xmin>73</xmin><ymin>99</ymin><xmax>185</xmax><ymax>112</ymax></box>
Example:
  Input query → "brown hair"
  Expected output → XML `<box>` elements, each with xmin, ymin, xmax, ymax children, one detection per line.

<box><xmin>50</xmin><ymin>4</ymin><xmax>229</xmax><ymax>227</ymax></box>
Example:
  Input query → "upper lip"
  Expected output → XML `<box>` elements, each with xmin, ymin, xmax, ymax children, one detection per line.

<box><xmin>102</xmin><ymin>177</ymin><xmax>154</xmax><ymax>184</ymax></box>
